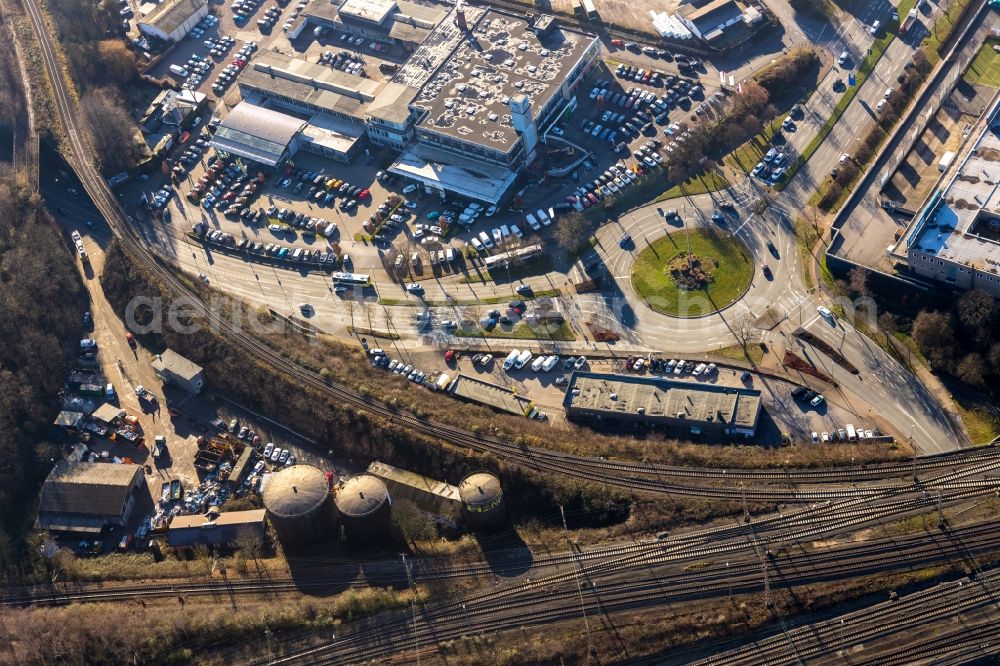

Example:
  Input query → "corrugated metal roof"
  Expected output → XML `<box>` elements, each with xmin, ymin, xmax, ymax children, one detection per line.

<box><xmin>38</xmin><ymin>462</ymin><xmax>142</xmax><ymax>518</ymax></box>
<box><xmin>91</xmin><ymin>403</ymin><xmax>125</xmax><ymax>424</ymax></box>
<box><xmin>140</xmin><ymin>0</ymin><xmax>207</xmax><ymax>35</ymax></box>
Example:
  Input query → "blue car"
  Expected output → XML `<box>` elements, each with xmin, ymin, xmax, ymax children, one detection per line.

<box><xmin>619</xmin><ymin>234</ymin><xmax>632</xmax><ymax>249</ymax></box>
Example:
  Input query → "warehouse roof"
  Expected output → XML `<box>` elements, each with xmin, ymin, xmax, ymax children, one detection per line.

<box><xmin>564</xmin><ymin>372</ymin><xmax>761</xmax><ymax>430</ymax></box>
<box><xmin>140</xmin><ymin>0</ymin><xmax>207</xmax><ymax>35</ymax></box>
<box><xmin>169</xmin><ymin>509</ymin><xmax>266</xmax><ymax>530</ymax></box>
<box><xmin>238</xmin><ymin>51</ymin><xmax>416</xmax><ymax>125</ymax></box>
<box><xmin>37</xmin><ymin>462</ymin><xmax>142</xmax><ymax>520</ymax></box>
<box><xmin>303</xmin><ymin>0</ymin><xmax>447</xmax><ymax>44</ymax></box>
<box><xmin>678</xmin><ymin>0</ymin><xmax>744</xmax><ymax>30</ymax></box>
<box><xmin>211</xmin><ymin>102</ymin><xmax>304</xmax><ymax>167</ymax></box>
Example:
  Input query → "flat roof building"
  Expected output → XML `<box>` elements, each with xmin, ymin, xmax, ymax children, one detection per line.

<box><xmin>391</xmin><ymin>8</ymin><xmax>600</xmax><ymax>203</ymax></box>
<box><xmin>138</xmin><ymin>0</ymin><xmax>209</xmax><ymax>42</ymax></box>
<box><xmin>167</xmin><ymin>509</ymin><xmax>266</xmax><ymax>548</ymax></box>
<box><xmin>151</xmin><ymin>349</ymin><xmax>205</xmax><ymax>394</ymax></box>
<box><xmin>233</xmin><ymin>50</ymin><xmax>420</xmax><ymax>159</ymax></box>
<box><xmin>302</xmin><ymin>0</ymin><xmax>449</xmax><ymax>51</ymax></box>
<box><xmin>35</xmin><ymin>462</ymin><xmax>146</xmax><ymax>534</ymax></box>
<box><xmin>448</xmin><ymin>373</ymin><xmax>535</xmax><ymax>416</ymax></box>
<box><xmin>904</xmin><ymin>107</ymin><xmax>1000</xmax><ymax>298</ymax></box>
<box><xmin>564</xmin><ymin>372</ymin><xmax>762</xmax><ymax>437</ymax></box>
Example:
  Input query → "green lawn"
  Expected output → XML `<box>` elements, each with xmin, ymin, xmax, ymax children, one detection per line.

<box><xmin>964</xmin><ymin>39</ymin><xmax>1000</xmax><ymax>87</ymax></box>
<box><xmin>631</xmin><ymin>229</ymin><xmax>753</xmax><ymax>318</ymax></box>
<box><xmin>454</xmin><ymin>320</ymin><xmax>576</xmax><ymax>342</ymax></box>
<box><xmin>656</xmin><ymin>170</ymin><xmax>731</xmax><ymax>201</ymax></box>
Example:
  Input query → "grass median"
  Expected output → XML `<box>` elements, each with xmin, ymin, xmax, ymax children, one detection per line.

<box><xmin>631</xmin><ymin>228</ymin><xmax>753</xmax><ymax>318</ymax></box>
<box><xmin>453</xmin><ymin>320</ymin><xmax>577</xmax><ymax>341</ymax></box>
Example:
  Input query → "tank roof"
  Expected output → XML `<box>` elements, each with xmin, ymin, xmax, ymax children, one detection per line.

<box><xmin>335</xmin><ymin>475</ymin><xmax>390</xmax><ymax>517</ymax></box>
<box><xmin>458</xmin><ymin>472</ymin><xmax>502</xmax><ymax>507</ymax></box>
<box><xmin>262</xmin><ymin>465</ymin><xmax>330</xmax><ymax>519</ymax></box>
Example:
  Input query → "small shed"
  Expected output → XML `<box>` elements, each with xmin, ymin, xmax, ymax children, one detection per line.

<box><xmin>151</xmin><ymin>349</ymin><xmax>205</xmax><ymax>394</ymax></box>
<box><xmin>53</xmin><ymin>411</ymin><xmax>84</xmax><ymax>429</ymax></box>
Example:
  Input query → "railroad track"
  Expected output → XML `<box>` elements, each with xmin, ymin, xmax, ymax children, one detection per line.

<box><xmin>8</xmin><ymin>449</ymin><xmax>998</xmax><ymax>609</ymax></box>
<box><xmin>685</xmin><ymin>570</ymin><xmax>1000</xmax><ymax>666</ymax></box>
<box><xmin>21</xmin><ymin>0</ymin><xmax>1000</xmax><ymax>502</ymax></box>
<box><xmin>253</xmin><ymin>521</ymin><xmax>1000</xmax><ymax>665</ymax></box>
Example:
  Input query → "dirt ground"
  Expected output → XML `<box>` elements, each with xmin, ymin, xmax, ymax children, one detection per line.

<box><xmin>882</xmin><ymin>81</ymin><xmax>994</xmax><ymax>208</ymax></box>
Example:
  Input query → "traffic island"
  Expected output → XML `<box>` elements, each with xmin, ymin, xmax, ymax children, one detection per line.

<box><xmin>631</xmin><ymin>228</ymin><xmax>753</xmax><ymax>318</ymax></box>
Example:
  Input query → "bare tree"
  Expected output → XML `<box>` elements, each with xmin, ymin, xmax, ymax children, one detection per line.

<box><xmin>553</xmin><ymin>211</ymin><xmax>591</xmax><ymax>254</ymax></box>
<box><xmin>233</xmin><ymin>526</ymin><xmax>263</xmax><ymax>562</ymax></box>
<box><xmin>344</xmin><ymin>297</ymin><xmax>356</xmax><ymax>329</ymax></box>
<box><xmin>732</xmin><ymin>312</ymin><xmax>757</xmax><ymax>351</ymax></box>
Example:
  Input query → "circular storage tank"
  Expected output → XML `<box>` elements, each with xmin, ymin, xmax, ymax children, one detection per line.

<box><xmin>262</xmin><ymin>464</ymin><xmax>336</xmax><ymax>548</ymax></box>
<box><xmin>334</xmin><ymin>475</ymin><xmax>391</xmax><ymax>543</ymax></box>
<box><xmin>459</xmin><ymin>472</ymin><xmax>506</xmax><ymax>531</ymax></box>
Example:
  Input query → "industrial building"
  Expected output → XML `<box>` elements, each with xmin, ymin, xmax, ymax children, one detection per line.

<box><xmin>390</xmin><ymin>8</ymin><xmax>600</xmax><ymax>203</ymax></box>
<box><xmin>458</xmin><ymin>472</ymin><xmax>506</xmax><ymax>531</ymax></box>
<box><xmin>302</xmin><ymin>0</ymin><xmax>450</xmax><ymax>52</ymax></box>
<box><xmin>35</xmin><ymin>462</ymin><xmax>146</xmax><ymax>535</ymax></box>
<box><xmin>213</xmin><ymin>50</ymin><xmax>419</xmax><ymax>166</ymax></box>
<box><xmin>366</xmin><ymin>461</ymin><xmax>460</xmax><ymax>517</ymax></box>
<box><xmin>139</xmin><ymin>89</ymin><xmax>207</xmax><ymax>156</ymax></box>
<box><xmin>676</xmin><ymin>0</ymin><xmax>757</xmax><ymax>42</ymax></box>
<box><xmin>167</xmin><ymin>508</ymin><xmax>266</xmax><ymax>548</ymax></box>
<box><xmin>448</xmin><ymin>374</ymin><xmax>534</xmax><ymax>416</ymax></box>
<box><xmin>334</xmin><ymin>474</ymin><xmax>391</xmax><ymax>542</ymax></box>
<box><xmin>902</xmin><ymin>108</ymin><xmax>1000</xmax><ymax>297</ymax></box>
<box><xmin>563</xmin><ymin>372</ymin><xmax>762</xmax><ymax>437</ymax></box>
<box><xmin>137</xmin><ymin>0</ymin><xmax>209</xmax><ymax>42</ymax></box>
<box><xmin>220</xmin><ymin>7</ymin><xmax>598</xmax><ymax>203</ymax></box>
<box><xmin>262</xmin><ymin>464</ymin><xmax>336</xmax><ymax>547</ymax></box>
<box><xmin>151</xmin><ymin>349</ymin><xmax>205</xmax><ymax>394</ymax></box>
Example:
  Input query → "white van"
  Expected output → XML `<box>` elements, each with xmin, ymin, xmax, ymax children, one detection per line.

<box><xmin>536</xmin><ymin>209</ymin><xmax>549</xmax><ymax>225</ymax></box>
<box><xmin>500</xmin><ymin>224</ymin><xmax>511</xmax><ymax>238</ymax></box>
<box><xmin>845</xmin><ymin>424</ymin><xmax>858</xmax><ymax>441</ymax></box>
<box><xmin>479</xmin><ymin>231</ymin><xmax>494</xmax><ymax>248</ymax></box>
<box><xmin>470</xmin><ymin>237</ymin><xmax>484</xmax><ymax>252</ymax></box>
<box><xmin>467</xmin><ymin>202</ymin><xmax>483</xmax><ymax>211</ymax></box>
<box><xmin>530</xmin><ymin>356</ymin><xmax>546</xmax><ymax>372</ymax></box>
<box><xmin>870</xmin><ymin>19</ymin><xmax>880</xmax><ymax>34</ymax></box>
<box><xmin>323</xmin><ymin>222</ymin><xmax>337</xmax><ymax>237</ymax></box>
<box><xmin>292</xmin><ymin>248</ymin><xmax>303</xmax><ymax>260</ymax></box>
<box><xmin>525</xmin><ymin>213</ymin><xmax>540</xmax><ymax>230</ymax></box>
<box><xmin>503</xmin><ymin>349</ymin><xmax>520</xmax><ymax>370</ymax></box>
<box><xmin>402</xmin><ymin>184</ymin><xmax>418</xmax><ymax>194</ymax></box>
<box><xmin>514</xmin><ymin>350</ymin><xmax>533</xmax><ymax>369</ymax></box>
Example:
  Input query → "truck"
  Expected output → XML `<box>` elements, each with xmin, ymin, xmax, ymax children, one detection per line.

<box><xmin>71</xmin><ymin>230</ymin><xmax>88</xmax><ymax>262</ymax></box>
<box><xmin>152</xmin><ymin>435</ymin><xmax>166</xmax><ymax>459</ymax></box>
<box><xmin>845</xmin><ymin>424</ymin><xmax>858</xmax><ymax>441</ymax></box>
<box><xmin>899</xmin><ymin>8</ymin><xmax>918</xmax><ymax>34</ymax></box>
<box><xmin>938</xmin><ymin>150</ymin><xmax>956</xmax><ymax>172</ymax></box>
<box><xmin>134</xmin><ymin>385</ymin><xmax>157</xmax><ymax>404</ymax></box>
<box><xmin>168</xmin><ymin>64</ymin><xmax>189</xmax><ymax>78</ymax></box>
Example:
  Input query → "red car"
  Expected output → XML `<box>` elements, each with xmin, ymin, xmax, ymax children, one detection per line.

<box><xmin>232</xmin><ymin>59</ymin><xmax>246</xmax><ymax>67</ymax></box>
<box><xmin>125</xmin><ymin>332</ymin><xmax>136</xmax><ymax>349</ymax></box>
<box><xmin>611</xmin><ymin>39</ymin><xmax>624</xmax><ymax>47</ymax></box>
<box><xmin>444</xmin><ymin>349</ymin><xmax>455</xmax><ymax>363</ymax></box>
<box><xmin>358</xmin><ymin>189</ymin><xmax>370</xmax><ymax>200</ymax></box>
<box><xmin>222</xmin><ymin>191</ymin><xmax>236</xmax><ymax>201</ymax></box>
<box><xmin>586</xmin><ymin>192</ymin><xmax>599</xmax><ymax>205</ymax></box>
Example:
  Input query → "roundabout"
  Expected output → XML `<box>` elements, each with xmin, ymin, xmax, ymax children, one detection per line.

<box><xmin>631</xmin><ymin>227</ymin><xmax>754</xmax><ymax>318</ymax></box>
